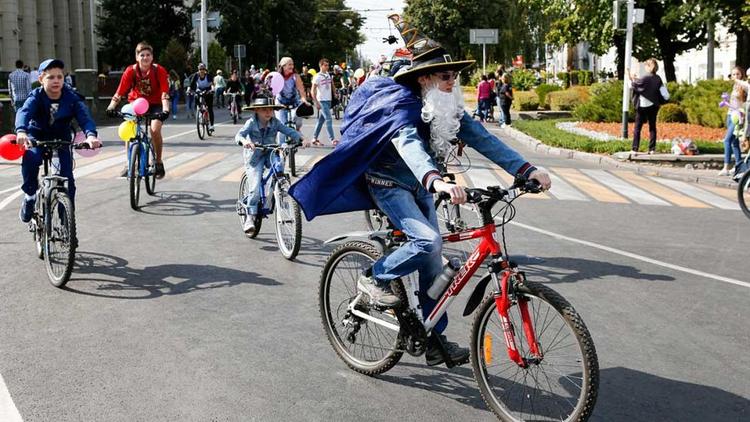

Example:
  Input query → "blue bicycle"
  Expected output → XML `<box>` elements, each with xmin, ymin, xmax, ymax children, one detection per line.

<box><xmin>115</xmin><ymin>111</ymin><xmax>161</xmax><ymax>210</ymax></box>
<box><xmin>236</xmin><ymin>142</ymin><xmax>302</xmax><ymax>260</ymax></box>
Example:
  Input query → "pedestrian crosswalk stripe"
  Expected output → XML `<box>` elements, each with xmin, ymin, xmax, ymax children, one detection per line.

<box><xmin>545</xmin><ymin>172</ymin><xmax>589</xmax><ymax>201</ymax></box>
<box><xmin>166</xmin><ymin>152</ymin><xmax>227</xmax><ymax>179</ymax></box>
<box><xmin>581</xmin><ymin>169</ymin><xmax>670</xmax><ymax>206</ymax></box>
<box><xmin>553</xmin><ymin>167</ymin><xmax>629</xmax><ymax>203</ymax></box>
<box><xmin>73</xmin><ymin>155</ymin><xmax>126</xmax><ymax>178</ymax></box>
<box><xmin>611</xmin><ymin>170</ymin><xmax>710</xmax><ymax>208</ymax></box>
<box><xmin>453</xmin><ymin>171</ymin><xmax>473</xmax><ymax>188</ymax></box>
<box><xmin>699</xmin><ymin>184</ymin><xmax>739</xmax><ymax>201</ymax></box>
<box><xmin>490</xmin><ymin>167</ymin><xmax>550</xmax><ymax>199</ymax></box>
<box><xmin>162</xmin><ymin>152</ymin><xmax>203</xmax><ymax>171</ymax></box>
<box><xmin>469</xmin><ymin>166</ymin><xmax>501</xmax><ymax>188</ymax></box>
<box><xmin>293</xmin><ymin>152</ymin><xmax>317</xmax><ymax>168</ymax></box>
<box><xmin>86</xmin><ymin>151</ymin><xmax>178</xmax><ymax>179</ymax></box>
<box><xmin>220</xmin><ymin>167</ymin><xmax>245</xmax><ymax>182</ymax></box>
<box><xmin>186</xmin><ymin>157</ymin><xmax>240</xmax><ymax>181</ymax></box>
<box><xmin>648</xmin><ymin>177</ymin><xmax>739</xmax><ymax>210</ymax></box>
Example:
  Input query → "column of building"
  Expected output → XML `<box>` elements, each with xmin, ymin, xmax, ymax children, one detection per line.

<box><xmin>36</xmin><ymin>0</ymin><xmax>56</xmax><ymax>61</ymax></box>
<box><xmin>0</xmin><ymin>0</ymin><xmax>21</xmax><ymax>69</ymax></box>
<box><xmin>52</xmin><ymin>0</ymin><xmax>73</xmax><ymax>69</ymax></box>
<box><xmin>81</xmin><ymin>0</ymin><xmax>97</xmax><ymax>69</ymax></box>
<box><xmin>68</xmin><ymin>0</ymin><xmax>86</xmax><ymax>70</ymax></box>
<box><xmin>19</xmin><ymin>0</ymin><xmax>39</xmax><ymax>69</ymax></box>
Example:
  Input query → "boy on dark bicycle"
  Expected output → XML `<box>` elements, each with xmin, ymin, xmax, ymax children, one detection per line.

<box><xmin>234</xmin><ymin>96</ymin><xmax>310</xmax><ymax>234</ymax></box>
<box><xmin>15</xmin><ymin>58</ymin><xmax>100</xmax><ymax>223</ymax></box>
<box><xmin>187</xmin><ymin>63</ymin><xmax>215</xmax><ymax>131</ymax></box>
<box><xmin>225</xmin><ymin>70</ymin><xmax>244</xmax><ymax>118</ymax></box>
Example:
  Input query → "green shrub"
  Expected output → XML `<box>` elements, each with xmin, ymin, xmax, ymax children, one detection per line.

<box><xmin>535</xmin><ymin>84</ymin><xmax>562</xmax><ymax>109</ymax></box>
<box><xmin>512</xmin><ymin>91</ymin><xmax>540</xmax><ymax>111</ymax></box>
<box><xmin>680</xmin><ymin>79</ymin><xmax>732</xmax><ymax>128</ymax></box>
<box><xmin>657</xmin><ymin>103</ymin><xmax>688</xmax><ymax>123</ymax></box>
<box><xmin>666</xmin><ymin>81</ymin><xmax>692</xmax><ymax>104</ymax></box>
<box><xmin>557</xmin><ymin>72</ymin><xmax>570</xmax><ymax>89</ymax></box>
<box><xmin>513</xmin><ymin>119</ymin><xmax>724</xmax><ymax>154</ymax></box>
<box><xmin>547</xmin><ymin>90</ymin><xmax>585</xmax><ymax>111</ymax></box>
<box><xmin>511</xmin><ymin>69</ymin><xmax>537</xmax><ymax>91</ymax></box>
<box><xmin>465</xmin><ymin>62</ymin><xmax>503</xmax><ymax>87</ymax></box>
<box><xmin>573</xmin><ymin>81</ymin><xmax>632</xmax><ymax>122</ymax></box>
<box><xmin>579</xmin><ymin>70</ymin><xmax>594</xmax><ymax>86</ymax></box>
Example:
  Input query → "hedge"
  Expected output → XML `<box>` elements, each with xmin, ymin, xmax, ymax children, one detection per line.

<box><xmin>535</xmin><ymin>84</ymin><xmax>562</xmax><ymax>109</ymax></box>
<box><xmin>573</xmin><ymin>81</ymin><xmax>632</xmax><ymax>123</ymax></box>
<box><xmin>657</xmin><ymin>103</ymin><xmax>688</xmax><ymax>123</ymax></box>
<box><xmin>512</xmin><ymin>91</ymin><xmax>540</xmax><ymax>111</ymax></box>
<box><xmin>547</xmin><ymin>90</ymin><xmax>586</xmax><ymax>111</ymax></box>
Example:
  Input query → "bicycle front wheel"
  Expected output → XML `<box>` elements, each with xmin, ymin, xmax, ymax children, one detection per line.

<box><xmin>237</xmin><ymin>173</ymin><xmax>262</xmax><ymax>238</ymax></box>
<box><xmin>288</xmin><ymin>144</ymin><xmax>297</xmax><ymax>177</ymax></box>
<box><xmin>738</xmin><ymin>169</ymin><xmax>750</xmax><ymax>220</ymax></box>
<box><xmin>319</xmin><ymin>241</ymin><xmax>404</xmax><ymax>376</ymax></box>
<box><xmin>273</xmin><ymin>178</ymin><xmax>301</xmax><ymax>260</ymax></box>
<box><xmin>44</xmin><ymin>191</ymin><xmax>76</xmax><ymax>287</ymax></box>
<box><xmin>471</xmin><ymin>281</ymin><xmax>599</xmax><ymax>422</ymax></box>
<box><xmin>196</xmin><ymin>108</ymin><xmax>205</xmax><ymax>140</ymax></box>
<box><xmin>129</xmin><ymin>143</ymin><xmax>141</xmax><ymax>210</ymax></box>
<box><xmin>144</xmin><ymin>143</ymin><xmax>156</xmax><ymax>196</ymax></box>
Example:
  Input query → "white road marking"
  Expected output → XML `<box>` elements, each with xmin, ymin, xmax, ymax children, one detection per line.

<box><xmin>0</xmin><ymin>373</ymin><xmax>23</xmax><ymax>422</ymax></box>
<box><xmin>511</xmin><ymin>220</ymin><xmax>750</xmax><ymax>289</ymax></box>
<box><xmin>581</xmin><ymin>169</ymin><xmax>670</xmax><ymax>206</ymax></box>
<box><xmin>161</xmin><ymin>152</ymin><xmax>203</xmax><ymax>169</ymax></box>
<box><xmin>72</xmin><ymin>156</ymin><xmax>124</xmax><ymax>178</ymax></box>
<box><xmin>467</xmin><ymin>167</ymin><xmax>503</xmax><ymax>188</ymax></box>
<box><xmin>649</xmin><ymin>177</ymin><xmax>739</xmax><ymax>210</ymax></box>
<box><xmin>0</xmin><ymin>191</ymin><xmax>23</xmax><ymax>211</ymax></box>
<box><xmin>186</xmin><ymin>158</ymin><xmax>240</xmax><ymax>181</ymax></box>
<box><xmin>547</xmin><ymin>172</ymin><xmax>589</xmax><ymax>201</ymax></box>
<box><xmin>0</xmin><ymin>185</ymin><xmax>20</xmax><ymax>195</ymax></box>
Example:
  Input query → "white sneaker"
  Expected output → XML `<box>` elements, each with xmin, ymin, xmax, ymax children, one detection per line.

<box><xmin>717</xmin><ymin>168</ymin><xmax>731</xmax><ymax>176</ymax></box>
<box><xmin>209</xmin><ymin>125</ymin><xmax>215</xmax><ymax>131</ymax></box>
<box><xmin>243</xmin><ymin>216</ymin><xmax>256</xmax><ymax>234</ymax></box>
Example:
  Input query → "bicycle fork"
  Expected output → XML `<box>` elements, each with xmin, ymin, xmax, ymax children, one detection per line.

<box><xmin>492</xmin><ymin>269</ymin><xmax>542</xmax><ymax>368</ymax></box>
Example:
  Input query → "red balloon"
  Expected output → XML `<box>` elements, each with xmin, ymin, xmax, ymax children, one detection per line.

<box><xmin>0</xmin><ymin>135</ymin><xmax>25</xmax><ymax>161</ymax></box>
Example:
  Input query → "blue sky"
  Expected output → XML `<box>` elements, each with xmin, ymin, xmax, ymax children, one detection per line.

<box><xmin>345</xmin><ymin>0</ymin><xmax>405</xmax><ymax>62</ymax></box>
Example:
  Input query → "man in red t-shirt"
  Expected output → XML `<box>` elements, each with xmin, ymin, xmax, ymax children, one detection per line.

<box><xmin>107</xmin><ymin>42</ymin><xmax>171</xmax><ymax>178</ymax></box>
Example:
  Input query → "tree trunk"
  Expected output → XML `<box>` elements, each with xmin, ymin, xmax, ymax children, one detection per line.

<box><xmin>736</xmin><ymin>28</ymin><xmax>750</xmax><ymax>71</ymax></box>
<box><xmin>662</xmin><ymin>51</ymin><xmax>677</xmax><ymax>82</ymax></box>
<box><xmin>614</xmin><ymin>32</ymin><xmax>625</xmax><ymax>80</ymax></box>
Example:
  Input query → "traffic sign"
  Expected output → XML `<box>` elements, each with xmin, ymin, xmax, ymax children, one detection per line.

<box><xmin>469</xmin><ymin>29</ymin><xmax>498</xmax><ymax>45</ymax></box>
<box><xmin>192</xmin><ymin>11</ymin><xmax>222</xmax><ymax>30</ymax></box>
<box><xmin>234</xmin><ymin>44</ymin><xmax>246</xmax><ymax>58</ymax></box>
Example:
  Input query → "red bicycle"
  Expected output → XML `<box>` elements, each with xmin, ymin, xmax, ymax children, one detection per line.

<box><xmin>319</xmin><ymin>177</ymin><xmax>599</xmax><ymax>421</ymax></box>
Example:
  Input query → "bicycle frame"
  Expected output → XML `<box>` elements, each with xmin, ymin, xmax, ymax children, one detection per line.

<box><xmin>251</xmin><ymin>149</ymin><xmax>286</xmax><ymax>217</ymax></box>
<box><xmin>127</xmin><ymin>116</ymin><xmax>154</xmax><ymax>178</ymax></box>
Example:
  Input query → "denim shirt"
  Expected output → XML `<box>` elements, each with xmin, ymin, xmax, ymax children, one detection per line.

<box><xmin>234</xmin><ymin>114</ymin><xmax>301</xmax><ymax>146</ymax></box>
<box><xmin>367</xmin><ymin>112</ymin><xmax>534</xmax><ymax>191</ymax></box>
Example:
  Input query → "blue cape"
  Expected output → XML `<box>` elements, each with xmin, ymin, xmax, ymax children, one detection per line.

<box><xmin>289</xmin><ymin>77</ymin><xmax>422</xmax><ymax>221</ymax></box>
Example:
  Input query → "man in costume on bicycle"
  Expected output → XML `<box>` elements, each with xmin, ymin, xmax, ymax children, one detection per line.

<box><xmin>107</xmin><ymin>42</ymin><xmax>171</xmax><ymax>179</ymax></box>
<box><xmin>290</xmin><ymin>16</ymin><xmax>550</xmax><ymax>367</ymax></box>
<box><xmin>15</xmin><ymin>58</ymin><xmax>100</xmax><ymax>224</ymax></box>
<box><xmin>234</xmin><ymin>96</ymin><xmax>310</xmax><ymax>234</ymax></box>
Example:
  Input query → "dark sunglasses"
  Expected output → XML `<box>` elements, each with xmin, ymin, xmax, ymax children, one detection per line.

<box><xmin>436</xmin><ymin>71</ymin><xmax>459</xmax><ymax>81</ymax></box>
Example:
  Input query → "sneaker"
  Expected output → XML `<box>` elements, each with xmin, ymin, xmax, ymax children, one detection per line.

<box><xmin>155</xmin><ymin>162</ymin><xmax>165</xmax><ymax>179</ymax></box>
<box><xmin>718</xmin><ymin>168</ymin><xmax>731</xmax><ymax>176</ymax></box>
<box><xmin>357</xmin><ymin>275</ymin><xmax>401</xmax><ymax>307</ymax></box>
<box><xmin>425</xmin><ymin>334</ymin><xmax>470</xmax><ymax>367</ymax></box>
<box><xmin>209</xmin><ymin>125</ymin><xmax>215</xmax><ymax>132</ymax></box>
<box><xmin>243</xmin><ymin>215</ymin><xmax>256</xmax><ymax>234</ymax></box>
<box><xmin>172</xmin><ymin>115</ymin><xmax>177</xmax><ymax>120</ymax></box>
<box><xmin>19</xmin><ymin>197</ymin><xmax>35</xmax><ymax>223</ymax></box>
<box><xmin>119</xmin><ymin>165</ymin><xmax>128</xmax><ymax>177</ymax></box>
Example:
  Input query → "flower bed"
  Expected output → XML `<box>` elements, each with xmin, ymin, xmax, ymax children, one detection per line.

<box><xmin>576</xmin><ymin>122</ymin><xmax>725</xmax><ymax>143</ymax></box>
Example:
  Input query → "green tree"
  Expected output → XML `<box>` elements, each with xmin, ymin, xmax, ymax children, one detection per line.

<box><xmin>159</xmin><ymin>38</ymin><xmax>189</xmax><ymax>78</ymax></box>
<box><xmin>97</xmin><ymin>0</ymin><xmax>192</xmax><ymax>69</ymax></box>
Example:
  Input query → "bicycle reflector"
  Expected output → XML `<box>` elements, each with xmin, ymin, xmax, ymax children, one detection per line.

<box><xmin>484</xmin><ymin>334</ymin><xmax>493</xmax><ymax>364</ymax></box>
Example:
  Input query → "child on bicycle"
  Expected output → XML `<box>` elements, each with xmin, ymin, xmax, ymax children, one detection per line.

<box><xmin>15</xmin><ymin>58</ymin><xmax>101</xmax><ymax>223</ymax></box>
<box><xmin>234</xmin><ymin>96</ymin><xmax>309</xmax><ymax>234</ymax></box>
<box><xmin>224</xmin><ymin>70</ymin><xmax>244</xmax><ymax>118</ymax></box>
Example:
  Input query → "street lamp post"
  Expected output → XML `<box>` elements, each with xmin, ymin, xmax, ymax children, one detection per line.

<box><xmin>621</xmin><ymin>0</ymin><xmax>634</xmax><ymax>140</ymax></box>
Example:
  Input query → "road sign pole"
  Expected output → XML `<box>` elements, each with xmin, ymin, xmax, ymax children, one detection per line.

<box><xmin>200</xmin><ymin>0</ymin><xmax>208</xmax><ymax>65</ymax></box>
<box><xmin>483</xmin><ymin>43</ymin><xmax>486</xmax><ymax>75</ymax></box>
<box><xmin>621</xmin><ymin>0</ymin><xmax>634</xmax><ymax>140</ymax></box>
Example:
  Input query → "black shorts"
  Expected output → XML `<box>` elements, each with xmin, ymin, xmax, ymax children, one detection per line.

<box><xmin>148</xmin><ymin>105</ymin><xmax>166</xmax><ymax>122</ymax></box>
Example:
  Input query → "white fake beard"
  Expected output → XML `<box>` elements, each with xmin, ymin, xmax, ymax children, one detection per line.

<box><xmin>421</xmin><ymin>80</ymin><xmax>465</xmax><ymax>158</ymax></box>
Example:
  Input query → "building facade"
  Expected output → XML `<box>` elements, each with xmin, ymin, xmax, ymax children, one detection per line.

<box><xmin>0</xmin><ymin>0</ymin><xmax>99</xmax><ymax>71</ymax></box>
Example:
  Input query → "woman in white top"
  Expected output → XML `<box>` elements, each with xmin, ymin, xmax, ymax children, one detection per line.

<box><xmin>719</xmin><ymin>66</ymin><xmax>748</xmax><ymax>176</ymax></box>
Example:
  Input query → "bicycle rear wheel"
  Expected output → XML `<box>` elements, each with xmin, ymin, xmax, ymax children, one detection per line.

<box><xmin>471</xmin><ymin>281</ymin><xmax>599</xmax><ymax>421</ymax></box>
<box><xmin>144</xmin><ymin>143</ymin><xmax>156</xmax><ymax>196</ymax></box>
<box><xmin>738</xmin><ymin>170</ymin><xmax>750</xmax><ymax>220</ymax></box>
<box><xmin>237</xmin><ymin>173</ymin><xmax>262</xmax><ymax>238</ymax></box>
<box><xmin>319</xmin><ymin>241</ymin><xmax>404</xmax><ymax>375</ymax></box>
<box><xmin>273</xmin><ymin>177</ymin><xmax>301</xmax><ymax>260</ymax></box>
<box><xmin>196</xmin><ymin>108</ymin><xmax>205</xmax><ymax>140</ymax></box>
<box><xmin>44</xmin><ymin>191</ymin><xmax>76</xmax><ymax>287</ymax></box>
<box><xmin>33</xmin><ymin>200</ymin><xmax>44</xmax><ymax>259</ymax></box>
<box><xmin>129</xmin><ymin>143</ymin><xmax>141</xmax><ymax>210</ymax></box>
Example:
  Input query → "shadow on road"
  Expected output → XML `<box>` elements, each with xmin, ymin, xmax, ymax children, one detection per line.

<box><xmin>378</xmin><ymin>363</ymin><xmax>748</xmax><ymax>420</ymax></box>
<box><xmin>136</xmin><ymin>190</ymin><xmax>235</xmax><ymax>216</ymax></box>
<box><xmin>251</xmin><ymin>234</ymin><xmax>332</xmax><ymax>267</ymax></box>
<box><xmin>509</xmin><ymin>255</ymin><xmax>675</xmax><ymax>284</ymax></box>
<box><xmin>62</xmin><ymin>251</ymin><xmax>280</xmax><ymax>299</ymax></box>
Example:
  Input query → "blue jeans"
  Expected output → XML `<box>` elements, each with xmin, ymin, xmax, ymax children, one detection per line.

<box><xmin>22</xmin><ymin>145</ymin><xmax>75</xmax><ymax>199</ymax></box>
<box><xmin>368</xmin><ymin>183</ymin><xmax>447</xmax><ymax>334</ymax></box>
<box><xmin>496</xmin><ymin>97</ymin><xmax>505</xmax><ymax>125</ymax></box>
<box><xmin>215</xmin><ymin>87</ymin><xmax>225</xmax><ymax>107</ymax></box>
<box><xmin>313</xmin><ymin>100</ymin><xmax>335</xmax><ymax>141</ymax></box>
<box><xmin>723</xmin><ymin>114</ymin><xmax>742</xmax><ymax>166</ymax></box>
<box><xmin>185</xmin><ymin>93</ymin><xmax>195</xmax><ymax>116</ymax></box>
<box><xmin>242</xmin><ymin>149</ymin><xmax>277</xmax><ymax>215</ymax></box>
<box><xmin>170</xmin><ymin>92</ymin><xmax>179</xmax><ymax>117</ymax></box>
<box><xmin>275</xmin><ymin>104</ymin><xmax>299</xmax><ymax>144</ymax></box>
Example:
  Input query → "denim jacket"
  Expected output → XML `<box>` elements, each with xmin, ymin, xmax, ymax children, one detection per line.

<box><xmin>235</xmin><ymin>114</ymin><xmax>302</xmax><ymax>165</ymax></box>
<box><xmin>367</xmin><ymin>111</ymin><xmax>534</xmax><ymax>191</ymax></box>
<box><xmin>15</xmin><ymin>86</ymin><xmax>97</xmax><ymax>141</ymax></box>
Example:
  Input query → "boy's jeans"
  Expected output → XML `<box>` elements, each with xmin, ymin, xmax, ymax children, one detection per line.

<box><xmin>242</xmin><ymin>149</ymin><xmax>273</xmax><ymax>215</ymax></box>
<box><xmin>368</xmin><ymin>183</ymin><xmax>448</xmax><ymax>334</ymax></box>
<box><xmin>22</xmin><ymin>145</ymin><xmax>75</xmax><ymax>199</ymax></box>
<box><xmin>724</xmin><ymin>114</ymin><xmax>743</xmax><ymax>166</ymax></box>
<box><xmin>313</xmin><ymin>100</ymin><xmax>335</xmax><ymax>141</ymax></box>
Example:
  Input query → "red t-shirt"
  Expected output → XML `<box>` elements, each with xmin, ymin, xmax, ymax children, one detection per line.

<box><xmin>115</xmin><ymin>63</ymin><xmax>169</xmax><ymax>105</ymax></box>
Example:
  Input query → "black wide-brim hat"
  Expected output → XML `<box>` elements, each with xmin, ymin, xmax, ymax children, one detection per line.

<box><xmin>242</xmin><ymin>96</ymin><xmax>284</xmax><ymax>111</ymax></box>
<box><xmin>388</xmin><ymin>14</ymin><xmax>475</xmax><ymax>84</ymax></box>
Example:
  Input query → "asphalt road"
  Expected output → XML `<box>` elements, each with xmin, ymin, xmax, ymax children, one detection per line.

<box><xmin>0</xmin><ymin>108</ymin><xmax>748</xmax><ymax>421</ymax></box>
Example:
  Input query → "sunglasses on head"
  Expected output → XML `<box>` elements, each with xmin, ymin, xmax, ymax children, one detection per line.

<box><xmin>435</xmin><ymin>71</ymin><xmax>459</xmax><ymax>81</ymax></box>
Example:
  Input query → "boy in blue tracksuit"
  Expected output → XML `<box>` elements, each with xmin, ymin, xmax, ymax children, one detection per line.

<box><xmin>234</xmin><ymin>97</ymin><xmax>309</xmax><ymax>234</ymax></box>
<box><xmin>15</xmin><ymin>59</ymin><xmax>100</xmax><ymax>223</ymax></box>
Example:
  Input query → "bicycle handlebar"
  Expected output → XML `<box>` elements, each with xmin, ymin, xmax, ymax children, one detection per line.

<box><xmin>25</xmin><ymin>139</ymin><xmax>100</xmax><ymax>150</ymax></box>
<box><xmin>109</xmin><ymin>110</ymin><xmax>164</xmax><ymax>120</ymax></box>
<box><xmin>250</xmin><ymin>141</ymin><xmax>302</xmax><ymax>151</ymax></box>
<box><xmin>437</xmin><ymin>176</ymin><xmax>542</xmax><ymax>203</ymax></box>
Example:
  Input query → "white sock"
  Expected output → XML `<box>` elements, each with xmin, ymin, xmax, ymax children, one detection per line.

<box><xmin>24</xmin><ymin>193</ymin><xmax>36</xmax><ymax>201</ymax></box>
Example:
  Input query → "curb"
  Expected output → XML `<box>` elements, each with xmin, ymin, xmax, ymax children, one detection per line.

<box><xmin>499</xmin><ymin>126</ymin><xmax>738</xmax><ymax>189</ymax></box>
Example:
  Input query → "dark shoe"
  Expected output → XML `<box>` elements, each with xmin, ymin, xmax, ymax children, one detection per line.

<box><xmin>119</xmin><ymin>165</ymin><xmax>128</xmax><ymax>177</ymax></box>
<box><xmin>19</xmin><ymin>197</ymin><xmax>35</xmax><ymax>223</ymax></box>
<box><xmin>155</xmin><ymin>162</ymin><xmax>165</xmax><ymax>179</ymax></box>
<box><xmin>426</xmin><ymin>334</ymin><xmax>470</xmax><ymax>367</ymax></box>
<box><xmin>357</xmin><ymin>275</ymin><xmax>401</xmax><ymax>307</ymax></box>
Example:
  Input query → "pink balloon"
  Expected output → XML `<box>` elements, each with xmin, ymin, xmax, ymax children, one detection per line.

<box><xmin>268</xmin><ymin>71</ymin><xmax>284</xmax><ymax>96</ymax></box>
<box><xmin>72</xmin><ymin>132</ymin><xmax>100</xmax><ymax>158</ymax></box>
<box><xmin>73</xmin><ymin>131</ymin><xmax>86</xmax><ymax>143</ymax></box>
<box><xmin>132</xmin><ymin>97</ymin><xmax>149</xmax><ymax>115</ymax></box>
